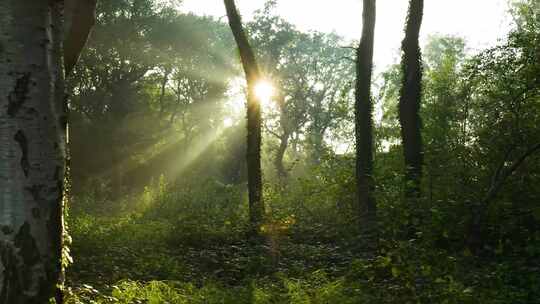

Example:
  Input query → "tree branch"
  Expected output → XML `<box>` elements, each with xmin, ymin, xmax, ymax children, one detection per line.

<box><xmin>484</xmin><ymin>142</ymin><xmax>540</xmax><ymax>205</ymax></box>
<box><xmin>64</xmin><ymin>0</ymin><xmax>98</xmax><ymax>75</ymax></box>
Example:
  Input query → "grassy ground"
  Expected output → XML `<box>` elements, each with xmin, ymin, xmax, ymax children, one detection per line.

<box><xmin>64</xmin><ymin>180</ymin><xmax>540</xmax><ymax>303</ymax></box>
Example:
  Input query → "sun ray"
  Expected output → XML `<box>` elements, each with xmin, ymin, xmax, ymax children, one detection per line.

<box><xmin>254</xmin><ymin>80</ymin><xmax>275</xmax><ymax>107</ymax></box>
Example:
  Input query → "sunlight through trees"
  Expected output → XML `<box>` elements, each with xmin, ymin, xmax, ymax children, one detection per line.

<box><xmin>1</xmin><ymin>0</ymin><xmax>538</xmax><ymax>302</ymax></box>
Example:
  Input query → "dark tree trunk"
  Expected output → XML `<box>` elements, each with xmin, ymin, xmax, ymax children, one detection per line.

<box><xmin>355</xmin><ymin>0</ymin><xmax>377</xmax><ymax>253</ymax></box>
<box><xmin>64</xmin><ymin>0</ymin><xmax>97</xmax><ymax>75</ymax></box>
<box><xmin>398</xmin><ymin>0</ymin><xmax>424</xmax><ymax>199</ymax></box>
<box><xmin>224</xmin><ymin>0</ymin><xmax>264</xmax><ymax>231</ymax></box>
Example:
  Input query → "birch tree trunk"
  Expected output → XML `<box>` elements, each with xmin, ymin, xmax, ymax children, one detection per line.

<box><xmin>0</xmin><ymin>1</ymin><xmax>67</xmax><ymax>302</ymax></box>
<box><xmin>0</xmin><ymin>0</ymin><xmax>95</xmax><ymax>301</ymax></box>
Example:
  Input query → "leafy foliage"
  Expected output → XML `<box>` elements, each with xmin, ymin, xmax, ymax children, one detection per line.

<box><xmin>65</xmin><ymin>0</ymin><xmax>540</xmax><ymax>303</ymax></box>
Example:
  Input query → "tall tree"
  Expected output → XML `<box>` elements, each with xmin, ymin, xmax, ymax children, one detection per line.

<box><xmin>246</xmin><ymin>7</ymin><xmax>296</xmax><ymax>182</ymax></box>
<box><xmin>247</xmin><ymin>10</ymin><xmax>353</xmax><ymax>181</ymax></box>
<box><xmin>398</xmin><ymin>0</ymin><xmax>424</xmax><ymax>199</ymax></box>
<box><xmin>224</xmin><ymin>0</ymin><xmax>265</xmax><ymax>231</ymax></box>
<box><xmin>463</xmin><ymin>1</ymin><xmax>540</xmax><ymax>253</ymax></box>
<box><xmin>64</xmin><ymin>0</ymin><xmax>98</xmax><ymax>75</ymax></box>
<box><xmin>0</xmin><ymin>0</ymin><xmax>95</xmax><ymax>302</ymax></box>
<box><xmin>355</xmin><ymin>0</ymin><xmax>377</xmax><ymax>251</ymax></box>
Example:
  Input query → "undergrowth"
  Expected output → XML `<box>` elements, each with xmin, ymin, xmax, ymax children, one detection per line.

<box><xmin>66</xmin><ymin>175</ymin><xmax>540</xmax><ymax>303</ymax></box>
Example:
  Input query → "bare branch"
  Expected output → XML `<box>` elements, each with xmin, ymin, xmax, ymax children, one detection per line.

<box><xmin>264</xmin><ymin>122</ymin><xmax>281</xmax><ymax>139</ymax></box>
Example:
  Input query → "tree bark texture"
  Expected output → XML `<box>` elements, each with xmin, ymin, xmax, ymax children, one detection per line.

<box><xmin>224</xmin><ymin>0</ymin><xmax>265</xmax><ymax>229</ymax></box>
<box><xmin>398</xmin><ymin>0</ymin><xmax>424</xmax><ymax>198</ymax></box>
<box><xmin>355</xmin><ymin>0</ymin><xmax>377</xmax><ymax>252</ymax></box>
<box><xmin>0</xmin><ymin>1</ymin><xmax>66</xmax><ymax>302</ymax></box>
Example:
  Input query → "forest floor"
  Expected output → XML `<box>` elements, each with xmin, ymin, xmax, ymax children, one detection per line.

<box><xmin>64</xmin><ymin>185</ymin><xmax>539</xmax><ymax>303</ymax></box>
<box><xmin>66</xmin><ymin>213</ymin><xmax>363</xmax><ymax>303</ymax></box>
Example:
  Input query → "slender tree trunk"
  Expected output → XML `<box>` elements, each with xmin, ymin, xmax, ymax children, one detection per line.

<box><xmin>355</xmin><ymin>0</ymin><xmax>377</xmax><ymax>253</ymax></box>
<box><xmin>158</xmin><ymin>69</ymin><xmax>171</xmax><ymax>118</ymax></box>
<box><xmin>308</xmin><ymin>97</ymin><xmax>326</xmax><ymax>165</ymax></box>
<box><xmin>275</xmin><ymin>134</ymin><xmax>289</xmax><ymax>182</ymax></box>
<box><xmin>275</xmin><ymin>94</ymin><xmax>289</xmax><ymax>183</ymax></box>
<box><xmin>0</xmin><ymin>1</ymin><xmax>66</xmax><ymax>302</ymax></box>
<box><xmin>398</xmin><ymin>0</ymin><xmax>424</xmax><ymax>199</ymax></box>
<box><xmin>224</xmin><ymin>0</ymin><xmax>264</xmax><ymax>231</ymax></box>
<box><xmin>309</xmin><ymin>132</ymin><xmax>325</xmax><ymax>165</ymax></box>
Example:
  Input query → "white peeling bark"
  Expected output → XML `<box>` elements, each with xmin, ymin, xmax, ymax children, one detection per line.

<box><xmin>0</xmin><ymin>0</ymin><xmax>66</xmax><ymax>302</ymax></box>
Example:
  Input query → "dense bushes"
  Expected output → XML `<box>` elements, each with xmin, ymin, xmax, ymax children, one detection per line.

<box><xmin>67</xmin><ymin>165</ymin><xmax>540</xmax><ymax>303</ymax></box>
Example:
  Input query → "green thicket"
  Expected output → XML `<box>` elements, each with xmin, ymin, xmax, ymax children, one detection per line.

<box><xmin>65</xmin><ymin>0</ymin><xmax>540</xmax><ymax>303</ymax></box>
